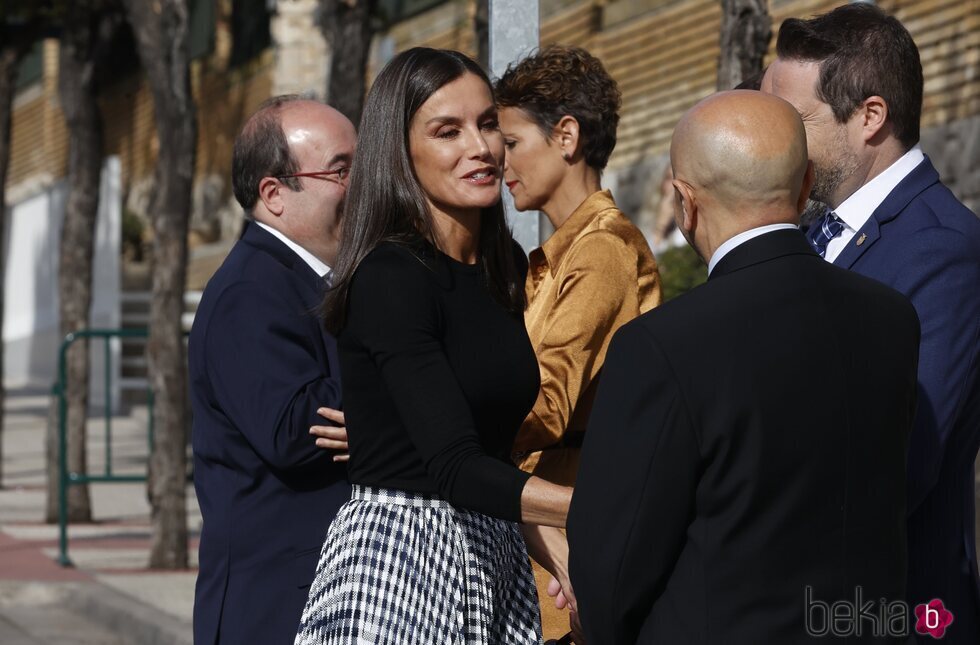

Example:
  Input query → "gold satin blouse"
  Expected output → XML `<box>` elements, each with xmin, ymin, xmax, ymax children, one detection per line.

<box><xmin>514</xmin><ymin>190</ymin><xmax>662</xmax><ymax>485</ymax></box>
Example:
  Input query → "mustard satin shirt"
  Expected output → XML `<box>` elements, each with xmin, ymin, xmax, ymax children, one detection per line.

<box><xmin>514</xmin><ymin>190</ymin><xmax>662</xmax><ymax>485</ymax></box>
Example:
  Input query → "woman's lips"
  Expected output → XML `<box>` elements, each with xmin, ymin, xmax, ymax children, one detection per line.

<box><xmin>506</xmin><ymin>181</ymin><xmax>518</xmax><ymax>190</ymax></box>
<box><xmin>462</xmin><ymin>168</ymin><xmax>498</xmax><ymax>186</ymax></box>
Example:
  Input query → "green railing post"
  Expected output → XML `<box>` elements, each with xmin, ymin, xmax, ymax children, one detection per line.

<box><xmin>57</xmin><ymin>333</ymin><xmax>73</xmax><ymax>567</ymax></box>
<box><xmin>104</xmin><ymin>337</ymin><xmax>112</xmax><ymax>477</ymax></box>
<box><xmin>54</xmin><ymin>327</ymin><xmax>188</xmax><ymax>567</ymax></box>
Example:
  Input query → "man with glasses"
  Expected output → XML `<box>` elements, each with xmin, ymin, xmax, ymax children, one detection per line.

<box><xmin>189</xmin><ymin>95</ymin><xmax>356</xmax><ymax>645</ymax></box>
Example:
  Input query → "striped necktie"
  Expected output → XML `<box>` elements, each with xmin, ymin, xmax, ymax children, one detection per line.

<box><xmin>808</xmin><ymin>210</ymin><xmax>845</xmax><ymax>258</ymax></box>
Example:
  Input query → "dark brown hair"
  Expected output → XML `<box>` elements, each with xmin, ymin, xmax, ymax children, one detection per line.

<box><xmin>322</xmin><ymin>48</ymin><xmax>525</xmax><ymax>334</ymax></box>
<box><xmin>776</xmin><ymin>3</ymin><xmax>922</xmax><ymax>148</ymax></box>
<box><xmin>494</xmin><ymin>45</ymin><xmax>621</xmax><ymax>170</ymax></box>
<box><xmin>231</xmin><ymin>94</ymin><xmax>312</xmax><ymax>215</ymax></box>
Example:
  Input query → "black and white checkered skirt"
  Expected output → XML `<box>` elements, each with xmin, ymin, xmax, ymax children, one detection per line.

<box><xmin>295</xmin><ymin>485</ymin><xmax>543</xmax><ymax>645</ymax></box>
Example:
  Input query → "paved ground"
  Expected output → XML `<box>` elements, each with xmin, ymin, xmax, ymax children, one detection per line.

<box><xmin>1</xmin><ymin>386</ymin><xmax>978</xmax><ymax>644</ymax></box>
<box><xmin>0</xmin><ymin>388</ymin><xmax>196</xmax><ymax>644</ymax></box>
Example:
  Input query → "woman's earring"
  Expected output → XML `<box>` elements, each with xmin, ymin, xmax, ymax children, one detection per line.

<box><xmin>562</xmin><ymin>152</ymin><xmax>571</xmax><ymax>161</ymax></box>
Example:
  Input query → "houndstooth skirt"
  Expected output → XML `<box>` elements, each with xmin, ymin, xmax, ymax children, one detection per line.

<box><xmin>295</xmin><ymin>485</ymin><xmax>543</xmax><ymax>645</ymax></box>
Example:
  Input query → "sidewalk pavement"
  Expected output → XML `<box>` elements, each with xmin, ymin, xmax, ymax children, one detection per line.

<box><xmin>0</xmin><ymin>387</ymin><xmax>198</xmax><ymax>644</ymax></box>
<box><xmin>1</xmin><ymin>386</ymin><xmax>978</xmax><ymax>644</ymax></box>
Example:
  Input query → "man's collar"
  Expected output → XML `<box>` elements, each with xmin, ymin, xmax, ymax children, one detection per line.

<box><xmin>534</xmin><ymin>190</ymin><xmax>616</xmax><ymax>277</ymax></box>
<box><xmin>254</xmin><ymin>221</ymin><xmax>331</xmax><ymax>278</ymax></box>
<box><xmin>708</xmin><ymin>223</ymin><xmax>800</xmax><ymax>275</ymax></box>
<box><xmin>835</xmin><ymin>145</ymin><xmax>924</xmax><ymax>233</ymax></box>
<box><xmin>709</xmin><ymin>227</ymin><xmax>816</xmax><ymax>280</ymax></box>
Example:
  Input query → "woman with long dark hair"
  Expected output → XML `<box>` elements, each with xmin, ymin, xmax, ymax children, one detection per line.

<box><xmin>295</xmin><ymin>48</ymin><xmax>572</xmax><ymax>645</ymax></box>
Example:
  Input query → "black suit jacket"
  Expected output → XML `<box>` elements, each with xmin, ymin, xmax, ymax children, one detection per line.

<box><xmin>568</xmin><ymin>229</ymin><xmax>920</xmax><ymax>644</ymax></box>
<box><xmin>189</xmin><ymin>223</ymin><xmax>350</xmax><ymax>644</ymax></box>
<box><xmin>818</xmin><ymin>158</ymin><xmax>980</xmax><ymax>643</ymax></box>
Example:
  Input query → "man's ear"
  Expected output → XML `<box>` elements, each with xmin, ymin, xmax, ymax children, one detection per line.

<box><xmin>859</xmin><ymin>96</ymin><xmax>889</xmax><ymax>143</ymax></box>
<box><xmin>258</xmin><ymin>176</ymin><xmax>285</xmax><ymax>216</ymax></box>
<box><xmin>671</xmin><ymin>178</ymin><xmax>698</xmax><ymax>234</ymax></box>
<box><xmin>554</xmin><ymin>115</ymin><xmax>581</xmax><ymax>162</ymax></box>
<box><xmin>797</xmin><ymin>160</ymin><xmax>815</xmax><ymax>215</ymax></box>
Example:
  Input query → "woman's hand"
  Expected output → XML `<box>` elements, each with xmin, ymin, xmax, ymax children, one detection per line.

<box><xmin>521</xmin><ymin>524</ymin><xmax>576</xmax><ymax>612</ymax></box>
<box><xmin>310</xmin><ymin>407</ymin><xmax>349</xmax><ymax>462</ymax></box>
<box><xmin>547</xmin><ymin>577</ymin><xmax>587</xmax><ymax>643</ymax></box>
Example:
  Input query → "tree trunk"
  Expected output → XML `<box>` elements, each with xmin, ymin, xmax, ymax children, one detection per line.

<box><xmin>0</xmin><ymin>44</ymin><xmax>20</xmax><ymax>489</ymax></box>
<box><xmin>121</xmin><ymin>0</ymin><xmax>196</xmax><ymax>569</ymax></box>
<box><xmin>473</xmin><ymin>0</ymin><xmax>489</xmax><ymax>71</ymax></box>
<box><xmin>319</xmin><ymin>0</ymin><xmax>377</xmax><ymax>125</ymax></box>
<box><xmin>43</xmin><ymin>3</ymin><xmax>115</xmax><ymax>523</ymax></box>
<box><xmin>717</xmin><ymin>0</ymin><xmax>771</xmax><ymax>91</ymax></box>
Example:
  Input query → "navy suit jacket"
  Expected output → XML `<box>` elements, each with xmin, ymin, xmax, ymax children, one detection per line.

<box><xmin>829</xmin><ymin>156</ymin><xmax>980</xmax><ymax>643</ymax></box>
<box><xmin>189</xmin><ymin>223</ymin><xmax>350</xmax><ymax>645</ymax></box>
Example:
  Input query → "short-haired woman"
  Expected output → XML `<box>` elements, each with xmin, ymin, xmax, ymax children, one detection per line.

<box><xmin>495</xmin><ymin>44</ymin><xmax>662</xmax><ymax>640</ymax></box>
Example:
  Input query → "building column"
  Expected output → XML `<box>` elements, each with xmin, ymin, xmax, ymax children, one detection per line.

<box><xmin>489</xmin><ymin>0</ymin><xmax>540</xmax><ymax>252</ymax></box>
<box><xmin>271</xmin><ymin>0</ymin><xmax>330</xmax><ymax>97</ymax></box>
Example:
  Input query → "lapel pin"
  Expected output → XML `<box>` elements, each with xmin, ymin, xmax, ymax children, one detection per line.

<box><xmin>856</xmin><ymin>233</ymin><xmax>867</xmax><ymax>246</ymax></box>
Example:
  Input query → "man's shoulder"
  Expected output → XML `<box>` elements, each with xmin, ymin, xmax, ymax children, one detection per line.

<box><xmin>872</xmin><ymin>188</ymin><xmax>980</xmax><ymax>282</ymax></box>
<box><xmin>890</xmin><ymin>173</ymin><xmax>980</xmax><ymax>239</ymax></box>
<box><xmin>193</xmin><ymin>238</ymin><xmax>308</xmax><ymax>329</ymax></box>
<box><xmin>625</xmin><ymin>279</ymin><xmax>717</xmax><ymax>340</ymax></box>
<box><xmin>204</xmin><ymin>235</ymin><xmax>301</xmax><ymax>295</ymax></box>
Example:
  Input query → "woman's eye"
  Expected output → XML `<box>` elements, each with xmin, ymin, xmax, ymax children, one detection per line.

<box><xmin>437</xmin><ymin>128</ymin><xmax>459</xmax><ymax>139</ymax></box>
<box><xmin>504</xmin><ymin>139</ymin><xmax>516</xmax><ymax>150</ymax></box>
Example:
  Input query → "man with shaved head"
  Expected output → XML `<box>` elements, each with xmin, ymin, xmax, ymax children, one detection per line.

<box><xmin>568</xmin><ymin>91</ymin><xmax>920</xmax><ymax>644</ymax></box>
<box><xmin>189</xmin><ymin>96</ymin><xmax>355</xmax><ymax>644</ymax></box>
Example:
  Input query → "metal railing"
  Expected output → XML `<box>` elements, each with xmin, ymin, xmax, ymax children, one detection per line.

<box><xmin>53</xmin><ymin>328</ymin><xmax>157</xmax><ymax>567</ymax></box>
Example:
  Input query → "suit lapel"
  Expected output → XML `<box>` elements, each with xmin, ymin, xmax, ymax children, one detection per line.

<box><xmin>833</xmin><ymin>157</ymin><xmax>940</xmax><ymax>269</ymax></box>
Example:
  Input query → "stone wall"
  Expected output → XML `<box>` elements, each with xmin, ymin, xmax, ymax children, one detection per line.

<box><xmin>921</xmin><ymin>115</ymin><xmax>980</xmax><ymax>215</ymax></box>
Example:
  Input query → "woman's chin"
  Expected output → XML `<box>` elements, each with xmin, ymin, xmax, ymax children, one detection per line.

<box><xmin>513</xmin><ymin>198</ymin><xmax>541</xmax><ymax>213</ymax></box>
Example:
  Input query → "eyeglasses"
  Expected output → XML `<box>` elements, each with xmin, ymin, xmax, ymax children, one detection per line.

<box><xmin>276</xmin><ymin>168</ymin><xmax>350</xmax><ymax>184</ymax></box>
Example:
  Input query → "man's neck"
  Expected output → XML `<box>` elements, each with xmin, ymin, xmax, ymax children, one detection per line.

<box><xmin>830</xmin><ymin>140</ymin><xmax>908</xmax><ymax>209</ymax></box>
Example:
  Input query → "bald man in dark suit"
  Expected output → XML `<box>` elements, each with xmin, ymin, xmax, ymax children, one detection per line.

<box><xmin>568</xmin><ymin>91</ymin><xmax>921</xmax><ymax>644</ymax></box>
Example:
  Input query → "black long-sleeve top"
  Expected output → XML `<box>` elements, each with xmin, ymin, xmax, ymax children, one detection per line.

<box><xmin>339</xmin><ymin>240</ymin><xmax>540</xmax><ymax>522</ymax></box>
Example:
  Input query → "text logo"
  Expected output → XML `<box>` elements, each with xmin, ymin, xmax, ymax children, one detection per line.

<box><xmin>805</xmin><ymin>586</ymin><xmax>908</xmax><ymax>638</ymax></box>
<box><xmin>914</xmin><ymin>599</ymin><xmax>954</xmax><ymax>639</ymax></box>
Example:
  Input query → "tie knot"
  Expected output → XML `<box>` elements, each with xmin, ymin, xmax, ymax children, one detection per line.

<box><xmin>823</xmin><ymin>209</ymin><xmax>843</xmax><ymax>230</ymax></box>
<box><xmin>808</xmin><ymin>210</ymin><xmax>846</xmax><ymax>258</ymax></box>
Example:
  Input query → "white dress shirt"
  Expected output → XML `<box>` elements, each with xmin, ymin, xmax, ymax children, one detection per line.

<box><xmin>255</xmin><ymin>221</ymin><xmax>332</xmax><ymax>283</ymax></box>
<box><xmin>708</xmin><ymin>223</ymin><xmax>800</xmax><ymax>275</ymax></box>
<box><xmin>824</xmin><ymin>145</ymin><xmax>925</xmax><ymax>262</ymax></box>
